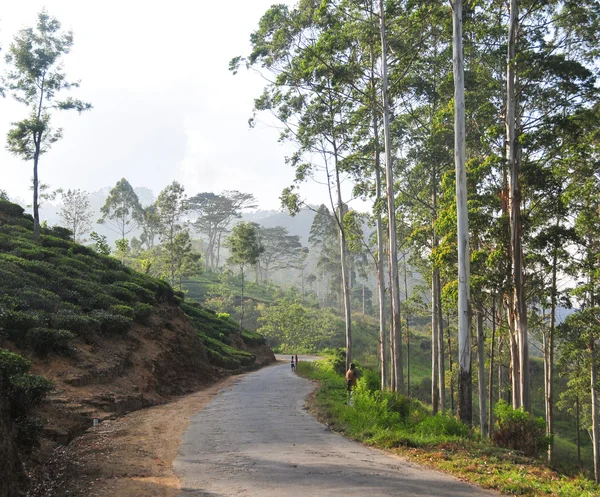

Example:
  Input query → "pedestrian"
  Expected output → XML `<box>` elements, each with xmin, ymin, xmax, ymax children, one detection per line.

<box><xmin>345</xmin><ymin>363</ymin><xmax>358</xmax><ymax>405</ymax></box>
<box><xmin>291</xmin><ymin>355</ymin><xmax>295</xmax><ymax>372</ymax></box>
<box><xmin>295</xmin><ymin>354</ymin><xmax>298</xmax><ymax>367</ymax></box>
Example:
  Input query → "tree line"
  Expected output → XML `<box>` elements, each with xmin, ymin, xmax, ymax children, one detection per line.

<box><xmin>232</xmin><ymin>0</ymin><xmax>600</xmax><ymax>480</ymax></box>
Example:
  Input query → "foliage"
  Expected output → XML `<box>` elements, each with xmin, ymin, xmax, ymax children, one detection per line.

<box><xmin>98</xmin><ymin>178</ymin><xmax>143</xmax><ymax>239</ymax></box>
<box><xmin>0</xmin><ymin>349</ymin><xmax>53</xmax><ymax>450</ymax></box>
<box><xmin>3</xmin><ymin>9</ymin><xmax>91</xmax><ymax>237</ymax></box>
<box><xmin>491</xmin><ymin>400</ymin><xmax>549</xmax><ymax>457</ymax></box>
<box><xmin>189</xmin><ymin>191</ymin><xmax>257</xmax><ymax>269</ymax></box>
<box><xmin>89</xmin><ymin>231</ymin><xmax>111</xmax><ymax>256</ymax></box>
<box><xmin>57</xmin><ymin>189</ymin><xmax>93</xmax><ymax>242</ymax></box>
<box><xmin>257</xmin><ymin>294</ymin><xmax>339</xmax><ymax>353</ymax></box>
<box><xmin>299</xmin><ymin>360</ymin><xmax>597</xmax><ymax>497</ymax></box>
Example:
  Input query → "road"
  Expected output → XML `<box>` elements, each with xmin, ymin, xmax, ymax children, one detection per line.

<box><xmin>174</xmin><ymin>361</ymin><xmax>497</xmax><ymax>497</ymax></box>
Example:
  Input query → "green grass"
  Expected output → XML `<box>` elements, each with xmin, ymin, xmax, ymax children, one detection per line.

<box><xmin>297</xmin><ymin>357</ymin><xmax>599</xmax><ymax>497</ymax></box>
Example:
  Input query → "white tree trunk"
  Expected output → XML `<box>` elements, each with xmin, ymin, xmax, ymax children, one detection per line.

<box><xmin>591</xmin><ymin>340</ymin><xmax>599</xmax><ymax>484</ymax></box>
<box><xmin>379</xmin><ymin>0</ymin><xmax>403</xmax><ymax>393</ymax></box>
<box><xmin>432</xmin><ymin>271</ymin><xmax>440</xmax><ymax>413</ymax></box>
<box><xmin>507</xmin><ymin>0</ymin><xmax>530</xmax><ymax>412</ymax></box>
<box><xmin>477</xmin><ymin>306</ymin><xmax>487</xmax><ymax>438</ymax></box>
<box><xmin>452</xmin><ymin>0</ymin><xmax>472</xmax><ymax>425</ymax></box>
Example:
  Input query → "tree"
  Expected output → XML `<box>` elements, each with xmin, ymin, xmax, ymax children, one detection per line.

<box><xmin>57</xmin><ymin>189</ymin><xmax>93</xmax><ymax>242</ymax></box>
<box><xmin>89</xmin><ymin>231</ymin><xmax>110</xmax><ymax>256</ymax></box>
<box><xmin>189</xmin><ymin>191</ymin><xmax>257</xmax><ymax>269</ymax></box>
<box><xmin>139</xmin><ymin>203</ymin><xmax>161</xmax><ymax>249</ymax></box>
<box><xmin>227</xmin><ymin>222</ymin><xmax>264</xmax><ymax>331</ymax></box>
<box><xmin>156</xmin><ymin>181</ymin><xmax>189</xmax><ymax>287</ymax></box>
<box><xmin>451</xmin><ymin>0</ymin><xmax>472</xmax><ymax>426</ymax></box>
<box><xmin>255</xmin><ymin>225</ymin><xmax>304</xmax><ymax>283</ymax></box>
<box><xmin>258</xmin><ymin>294</ymin><xmax>339</xmax><ymax>352</ymax></box>
<box><xmin>171</xmin><ymin>230</ymin><xmax>202</xmax><ymax>289</ymax></box>
<box><xmin>98</xmin><ymin>178</ymin><xmax>143</xmax><ymax>240</ymax></box>
<box><xmin>3</xmin><ymin>10</ymin><xmax>91</xmax><ymax>239</ymax></box>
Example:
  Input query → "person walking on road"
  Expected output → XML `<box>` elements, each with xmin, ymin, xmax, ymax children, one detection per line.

<box><xmin>291</xmin><ymin>355</ymin><xmax>295</xmax><ymax>372</ymax></box>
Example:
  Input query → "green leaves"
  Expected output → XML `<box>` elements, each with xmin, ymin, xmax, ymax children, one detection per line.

<box><xmin>227</xmin><ymin>222</ymin><xmax>264</xmax><ymax>269</ymax></box>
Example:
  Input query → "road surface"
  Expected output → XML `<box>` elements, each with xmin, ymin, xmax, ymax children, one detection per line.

<box><xmin>174</xmin><ymin>361</ymin><xmax>496</xmax><ymax>496</ymax></box>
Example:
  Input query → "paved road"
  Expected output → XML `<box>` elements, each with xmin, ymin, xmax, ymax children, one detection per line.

<box><xmin>174</xmin><ymin>362</ymin><xmax>496</xmax><ymax>497</ymax></box>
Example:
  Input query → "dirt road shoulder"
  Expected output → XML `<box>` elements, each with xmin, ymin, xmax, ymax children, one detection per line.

<box><xmin>28</xmin><ymin>375</ymin><xmax>241</xmax><ymax>497</ymax></box>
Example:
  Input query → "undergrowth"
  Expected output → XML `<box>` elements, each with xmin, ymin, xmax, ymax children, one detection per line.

<box><xmin>297</xmin><ymin>357</ymin><xmax>598</xmax><ymax>497</ymax></box>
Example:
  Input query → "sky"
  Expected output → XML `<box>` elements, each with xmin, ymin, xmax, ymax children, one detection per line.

<box><xmin>0</xmin><ymin>0</ymin><xmax>343</xmax><ymax>211</ymax></box>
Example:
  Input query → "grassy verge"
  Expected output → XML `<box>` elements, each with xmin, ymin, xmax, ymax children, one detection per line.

<box><xmin>296</xmin><ymin>358</ymin><xmax>598</xmax><ymax>497</ymax></box>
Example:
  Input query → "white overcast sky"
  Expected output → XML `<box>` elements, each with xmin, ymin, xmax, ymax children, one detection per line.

<box><xmin>0</xmin><ymin>0</ymin><xmax>347</xmax><ymax>210</ymax></box>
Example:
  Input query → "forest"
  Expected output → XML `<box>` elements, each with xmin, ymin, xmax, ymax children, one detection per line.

<box><xmin>1</xmin><ymin>0</ymin><xmax>600</xmax><ymax>493</ymax></box>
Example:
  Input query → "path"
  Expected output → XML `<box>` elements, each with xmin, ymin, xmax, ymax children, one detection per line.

<box><xmin>174</xmin><ymin>361</ymin><xmax>497</xmax><ymax>496</ymax></box>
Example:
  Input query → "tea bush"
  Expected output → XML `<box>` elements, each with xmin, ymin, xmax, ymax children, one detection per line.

<box><xmin>0</xmin><ymin>200</ymin><xmax>267</xmax><ymax>370</ymax></box>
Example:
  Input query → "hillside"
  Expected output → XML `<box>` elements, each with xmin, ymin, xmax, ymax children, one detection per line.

<box><xmin>0</xmin><ymin>200</ymin><xmax>274</xmax><ymax>496</ymax></box>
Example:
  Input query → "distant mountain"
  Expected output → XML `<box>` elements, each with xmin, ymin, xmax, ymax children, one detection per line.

<box><xmin>242</xmin><ymin>208</ymin><xmax>317</xmax><ymax>245</ymax></box>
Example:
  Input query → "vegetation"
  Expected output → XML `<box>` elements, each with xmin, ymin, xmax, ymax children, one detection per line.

<box><xmin>0</xmin><ymin>197</ymin><xmax>263</xmax><ymax>390</ymax></box>
<box><xmin>299</xmin><ymin>356</ymin><xmax>598</xmax><ymax>497</ymax></box>
<box><xmin>3</xmin><ymin>9</ymin><xmax>91</xmax><ymax>238</ymax></box>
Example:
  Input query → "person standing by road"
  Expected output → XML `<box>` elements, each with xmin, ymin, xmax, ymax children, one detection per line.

<box><xmin>345</xmin><ymin>363</ymin><xmax>358</xmax><ymax>404</ymax></box>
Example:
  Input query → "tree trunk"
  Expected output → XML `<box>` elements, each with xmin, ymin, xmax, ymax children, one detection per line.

<box><xmin>507</xmin><ymin>0</ymin><xmax>529</xmax><ymax>412</ymax></box>
<box><xmin>404</xmin><ymin>252</ymin><xmax>410</xmax><ymax>397</ymax></box>
<box><xmin>488</xmin><ymin>295</ymin><xmax>496</xmax><ymax>434</ymax></box>
<box><xmin>576</xmin><ymin>396</ymin><xmax>581</xmax><ymax>468</ymax></box>
<box><xmin>509</xmin><ymin>303</ymin><xmax>520</xmax><ymax>409</ymax></box>
<box><xmin>33</xmin><ymin>147</ymin><xmax>41</xmax><ymax>239</ymax></box>
<box><xmin>389</xmin><ymin>259</ymin><xmax>396</xmax><ymax>392</ymax></box>
<box><xmin>239</xmin><ymin>265</ymin><xmax>245</xmax><ymax>332</ymax></box>
<box><xmin>333</xmin><ymin>153</ymin><xmax>352</xmax><ymax>371</ymax></box>
<box><xmin>547</xmin><ymin>238</ymin><xmax>557</xmax><ymax>464</ymax></box>
<box><xmin>591</xmin><ymin>340</ymin><xmax>599</xmax><ymax>484</ymax></box>
<box><xmin>477</xmin><ymin>305</ymin><xmax>487</xmax><ymax>438</ymax></box>
<box><xmin>447</xmin><ymin>313</ymin><xmax>455</xmax><ymax>414</ymax></box>
<box><xmin>379</xmin><ymin>0</ymin><xmax>403</xmax><ymax>393</ymax></box>
<box><xmin>436</xmin><ymin>269</ymin><xmax>446</xmax><ymax>411</ymax></box>
<box><xmin>216</xmin><ymin>231</ymin><xmax>223</xmax><ymax>268</ymax></box>
<box><xmin>432</xmin><ymin>270</ymin><xmax>440</xmax><ymax>414</ymax></box>
<box><xmin>452</xmin><ymin>0</ymin><xmax>472</xmax><ymax>426</ymax></box>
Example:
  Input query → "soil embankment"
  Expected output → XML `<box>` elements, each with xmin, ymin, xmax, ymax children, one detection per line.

<box><xmin>22</xmin><ymin>307</ymin><xmax>274</xmax><ymax>496</ymax></box>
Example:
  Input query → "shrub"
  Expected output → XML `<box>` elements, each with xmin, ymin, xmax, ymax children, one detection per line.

<box><xmin>417</xmin><ymin>413</ymin><xmax>470</xmax><ymax>439</ymax></box>
<box><xmin>118</xmin><ymin>282</ymin><xmax>156</xmax><ymax>304</ymax></box>
<box><xmin>45</xmin><ymin>226</ymin><xmax>73</xmax><ymax>241</ymax></box>
<box><xmin>384</xmin><ymin>392</ymin><xmax>412</xmax><ymax>421</ymax></box>
<box><xmin>107</xmin><ymin>284</ymin><xmax>137</xmax><ymax>303</ymax></box>
<box><xmin>98</xmin><ymin>269</ymin><xmax>127</xmax><ymax>284</ymax></box>
<box><xmin>358</xmin><ymin>369</ymin><xmax>380</xmax><ymax>392</ymax></box>
<box><xmin>133</xmin><ymin>302</ymin><xmax>153</xmax><ymax>323</ymax></box>
<box><xmin>89</xmin><ymin>310</ymin><xmax>133</xmax><ymax>333</ymax></box>
<box><xmin>0</xmin><ymin>200</ymin><xmax>25</xmax><ymax>218</ymax></box>
<box><xmin>9</xmin><ymin>373</ymin><xmax>54</xmax><ymax>407</ymax></box>
<box><xmin>39</xmin><ymin>234</ymin><xmax>73</xmax><ymax>249</ymax></box>
<box><xmin>0</xmin><ymin>349</ymin><xmax>31</xmax><ymax>377</ymax></box>
<box><xmin>19</xmin><ymin>288</ymin><xmax>61</xmax><ymax>312</ymax></box>
<box><xmin>2</xmin><ymin>310</ymin><xmax>48</xmax><ymax>339</ymax></box>
<box><xmin>322</xmin><ymin>348</ymin><xmax>347</xmax><ymax>375</ymax></box>
<box><xmin>26</xmin><ymin>328</ymin><xmax>74</xmax><ymax>355</ymax></box>
<box><xmin>491</xmin><ymin>400</ymin><xmax>549</xmax><ymax>457</ymax></box>
<box><xmin>110</xmin><ymin>304</ymin><xmax>135</xmax><ymax>319</ymax></box>
<box><xmin>50</xmin><ymin>309</ymin><xmax>98</xmax><ymax>336</ymax></box>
